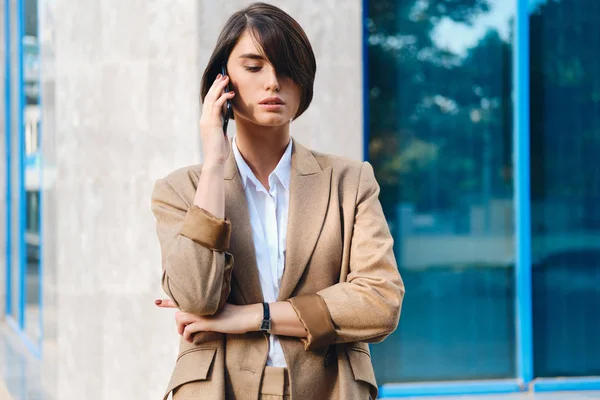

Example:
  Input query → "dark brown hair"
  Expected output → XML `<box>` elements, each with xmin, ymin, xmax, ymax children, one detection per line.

<box><xmin>200</xmin><ymin>2</ymin><xmax>317</xmax><ymax>120</ymax></box>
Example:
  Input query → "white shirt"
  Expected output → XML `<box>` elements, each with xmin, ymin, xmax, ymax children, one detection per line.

<box><xmin>232</xmin><ymin>137</ymin><xmax>292</xmax><ymax>368</ymax></box>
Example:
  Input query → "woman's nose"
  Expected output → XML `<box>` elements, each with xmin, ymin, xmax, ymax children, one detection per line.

<box><xmin>264</xmin><ymin>67</ymin><xmax>280</xmax><ymax>92</ymax></box>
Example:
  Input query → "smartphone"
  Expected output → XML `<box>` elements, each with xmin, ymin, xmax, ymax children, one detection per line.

<box><xmin>221</xmin><ymin>64</ymin><xmax>233</xmax><ymax>135</ymax></box>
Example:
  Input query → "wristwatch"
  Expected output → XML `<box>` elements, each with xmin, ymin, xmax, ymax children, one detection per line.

<box><xmin>259</xmin><ymin>302</ymin><xmax>271</xmax><ymax>332</ymax></box>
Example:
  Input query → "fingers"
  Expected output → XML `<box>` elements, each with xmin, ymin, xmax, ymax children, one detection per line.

<box><xmin>175</xmin><ymin>311</ymin><xmax>194</xmax><ymax>335</ymax></box>
<box><xmin>154</xmin><ymin>298</ymin><xmax>177</xmax><ymax>308</ymax></box>
<box><xmin>154</xmin><ymin>300</ymin><xmax>202</xmax><ymax>341</ymax></box>
<box><xmin>212</xmin><ymin>90</ymin><xmax>236</xmax><ymax>111</ymax></box>
<box><xmin>183</xmin><ymin>322</ymin><xmax>205</xmax><ymax>343</ymax></box>
<box><xmin>175</xmin><ymin>311</ymin><xmax>213</xmax><ymax>342</ymax></box>
<box><xmin>155</xmin><ymin>302</ymin><xmax>212</xmax><ymax>341</ymax></box>
<box><xmin>204</xmin><ymin>74</ymin><xmax>231</xmax><ymax>105</ymax></box>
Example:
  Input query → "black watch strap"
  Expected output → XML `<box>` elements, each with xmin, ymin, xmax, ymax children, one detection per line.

<box><xmin>260</xmin><ymin>302</ymin><xmax>271</xmax><ymax>332</ymax></box>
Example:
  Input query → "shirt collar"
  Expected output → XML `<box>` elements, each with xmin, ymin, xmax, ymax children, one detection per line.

<box><xmin>232</xmin><ymin>136</ymin><xmax>292</xmax><ymax>191</ymax></box>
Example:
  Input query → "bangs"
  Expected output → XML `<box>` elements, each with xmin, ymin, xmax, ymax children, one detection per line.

<box><xmin>246</xmin><ymin>20</ymin><xmax>313</xmax><ymax>87</ymax></box>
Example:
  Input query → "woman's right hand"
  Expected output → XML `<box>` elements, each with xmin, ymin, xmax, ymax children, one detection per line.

<box><xmin>199</xmin><ymin>73</ymin><xmax>236</xmax><ymax>166</ymax></box>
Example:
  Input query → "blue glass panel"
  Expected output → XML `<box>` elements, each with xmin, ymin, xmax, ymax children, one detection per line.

<box><xmin>529</xmin><ymin>0</ymin><xmax>600</xmax><ymax>378</ymax></box>
<box><xmin>366</xmin><ymin>0</ymin><xmax>517</xmax><ymax>383</ymax></box>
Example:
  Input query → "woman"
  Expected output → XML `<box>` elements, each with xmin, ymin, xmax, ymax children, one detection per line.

<box><xmin>152</xmin><ymin>3</ymin><xmax>404</xmax><ymax>399</ymax></box>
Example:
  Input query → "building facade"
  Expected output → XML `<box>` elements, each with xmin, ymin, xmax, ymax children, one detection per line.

<box><xmin>1</xmin><ymin>0</ymin><xmax>599</xmax><ymax>399</ymax></box>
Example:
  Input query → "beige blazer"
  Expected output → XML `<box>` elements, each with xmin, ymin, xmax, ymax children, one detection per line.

<box><xmin>151</xmin><ymin>139</ymin><xmax>404</xmax><ymax>400</ymax></box>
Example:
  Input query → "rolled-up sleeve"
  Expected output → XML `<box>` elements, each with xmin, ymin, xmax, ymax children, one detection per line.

<box><xmin>288</xmin><ymin>162</ymin><xmax>404</xmax><ymax>350</ymax></box>
<box><xmin>288</xmin><ymin>294</ymin><xmax>337</xmax><ymax>350</ymax></box>
<box><xmin>180</xmin><ymin>205</ymin><xmax>231</xmax><ymax>251</ymax></box>
<box><xmin>152</xmin><ymin>176</ymin><xmax>233</xmax><ymax>316</ymax></box>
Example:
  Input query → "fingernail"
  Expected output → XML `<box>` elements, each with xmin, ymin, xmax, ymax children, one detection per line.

<box><xmin>155</xmin><ymin>300</ymin><xmax>162</xmax><ymax>306</ymax></box>
<box><xmin>229</xmin><ymin>91</ymin><xmax>235</xmax><ymax>94</ymax></box>
<box><xmin>216</xmin><ymin>73</ymin><xmax>222</xmax><ymax>79</ymax></box>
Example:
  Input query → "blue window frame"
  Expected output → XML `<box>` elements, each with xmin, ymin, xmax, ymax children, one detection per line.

<box><xmin>4</xmin><ymin>0</ymin><xmax>13</xmax><ymax>320</ymax></box>
<box><xmin>514</xmin><ymin>0</ymin><xmax>533</xmax><ymax>387</ymax></box>
<box><xmin>4</xmin><ymin>0</ymin><xmax>43</xmax><ymax>358</ymax></box>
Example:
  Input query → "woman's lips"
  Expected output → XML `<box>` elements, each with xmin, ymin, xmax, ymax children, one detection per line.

<box><xmin>259</xmin><ymin>96</ymin><xmax>285</xmax><ymax>111</ymax></box>
<box><xmin>259</xmin><ymin>103</ymin><xmax>284</xmax><ymax>111</ymax></box>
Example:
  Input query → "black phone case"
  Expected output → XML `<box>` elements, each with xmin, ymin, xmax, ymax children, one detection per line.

<box><xmin>221</xmin><ymin>65</ymin><xmax>233</xmax><ymax>134</ymax></box>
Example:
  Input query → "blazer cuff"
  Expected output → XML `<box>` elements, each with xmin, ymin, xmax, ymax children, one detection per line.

<box><xmin>288</xmin><ymin>294</ymin><xmax>336</xmax><ymax>350</ymax></box>
<box><xmin>179</xmin><ymin>206</ymin><xmax>231</xmax><ymax>251</ymax></box>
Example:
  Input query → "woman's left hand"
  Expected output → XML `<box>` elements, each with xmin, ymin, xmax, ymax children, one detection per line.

<box><xmin>155</xmin><ymin>299</ymin><xmax>262</xmax><ymax>342</ymax></box>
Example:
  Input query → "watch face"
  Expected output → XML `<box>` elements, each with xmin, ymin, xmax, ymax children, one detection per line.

<box><xmin>260</xmin><ymin>320</ymin><xmax>271</xmax><ymax>331</ymax></box>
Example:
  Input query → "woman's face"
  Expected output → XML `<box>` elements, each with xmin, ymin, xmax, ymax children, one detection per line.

<box><xmin>226</xmin><ymin>30</ymin><xmax>301</xmax><ymax>127</ymax></box>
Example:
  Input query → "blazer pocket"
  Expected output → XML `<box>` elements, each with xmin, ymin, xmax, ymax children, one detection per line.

<box><xmin>345</xmin><ymin>346</ymin><xmax>378</xmax><ymax>398</ymax></box>
<box><xmin>164</xmin><ymin>347</ymin><xmax>218</xmax><ymax>400</ymax></box>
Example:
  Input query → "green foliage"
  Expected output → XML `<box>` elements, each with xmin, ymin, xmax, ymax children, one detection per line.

<box><xmin>368</xmin><ymin>0</ymin><xmax>508</xmax><ymax>215</ymax></box>
<box><xmin>369</xmin><ymin>0</ymin><xmax>600</xmax><ymax>225</ymax></box>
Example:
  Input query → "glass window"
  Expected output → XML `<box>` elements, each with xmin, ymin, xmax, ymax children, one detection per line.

<box><xmin>23</xmin><ymin>0</ymin><xmax>42</xmax><ymax>344</ymax></box>
<box><xmin>366</xmin><ymin>0</ymin><xmax>516</xmax><ymax>383</ymax></box>
<box><xmin>529</xmin><ymin>0</ymin><xmax>600</xmax><ymax>378</ymax></box>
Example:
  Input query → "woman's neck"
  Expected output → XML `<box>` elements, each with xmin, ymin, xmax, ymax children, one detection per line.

<box><xmin>234</xmin><ymin>120</ymin><xmax>291</xmax><ymax>190</ymax></box>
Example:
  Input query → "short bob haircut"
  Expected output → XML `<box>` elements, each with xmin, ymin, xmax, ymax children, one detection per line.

<box><xmin>200</xmin><ymin>2</ymin><xmax>317</xmax><ymax>121</ymax></box>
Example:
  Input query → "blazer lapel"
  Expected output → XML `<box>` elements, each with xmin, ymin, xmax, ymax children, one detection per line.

<box><xmin>223</xmin><ymin>147</ymin><xmax>264</xmax><ymax>305</ymax></box>
<box><xmin>277</xmin><ymin>140</ymin><xmax>332</xmax><ymax>301</ymax></box>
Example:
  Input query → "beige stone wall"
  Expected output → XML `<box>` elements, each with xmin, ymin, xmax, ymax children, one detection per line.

<box><xmin>39</xmin><ymin>1</ymin><xmax>363</xmax><ymax>399</ymax></box>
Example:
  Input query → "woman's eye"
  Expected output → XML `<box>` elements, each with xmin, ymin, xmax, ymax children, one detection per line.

<box><xmin>245</xmin><ymin>66</ymin><xmax>261</xmax><ymax>72</ymax></box>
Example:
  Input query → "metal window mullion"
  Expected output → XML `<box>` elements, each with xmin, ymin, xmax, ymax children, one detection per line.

<box><xmin>4</xmin><ymin>0</ymin><xmax>13</xmax><ymax>317</ymax></box>
<box><xmin>513</xmin><ymin>0</ymin><xmax>533</xmax><ymax>387</ymax></box>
